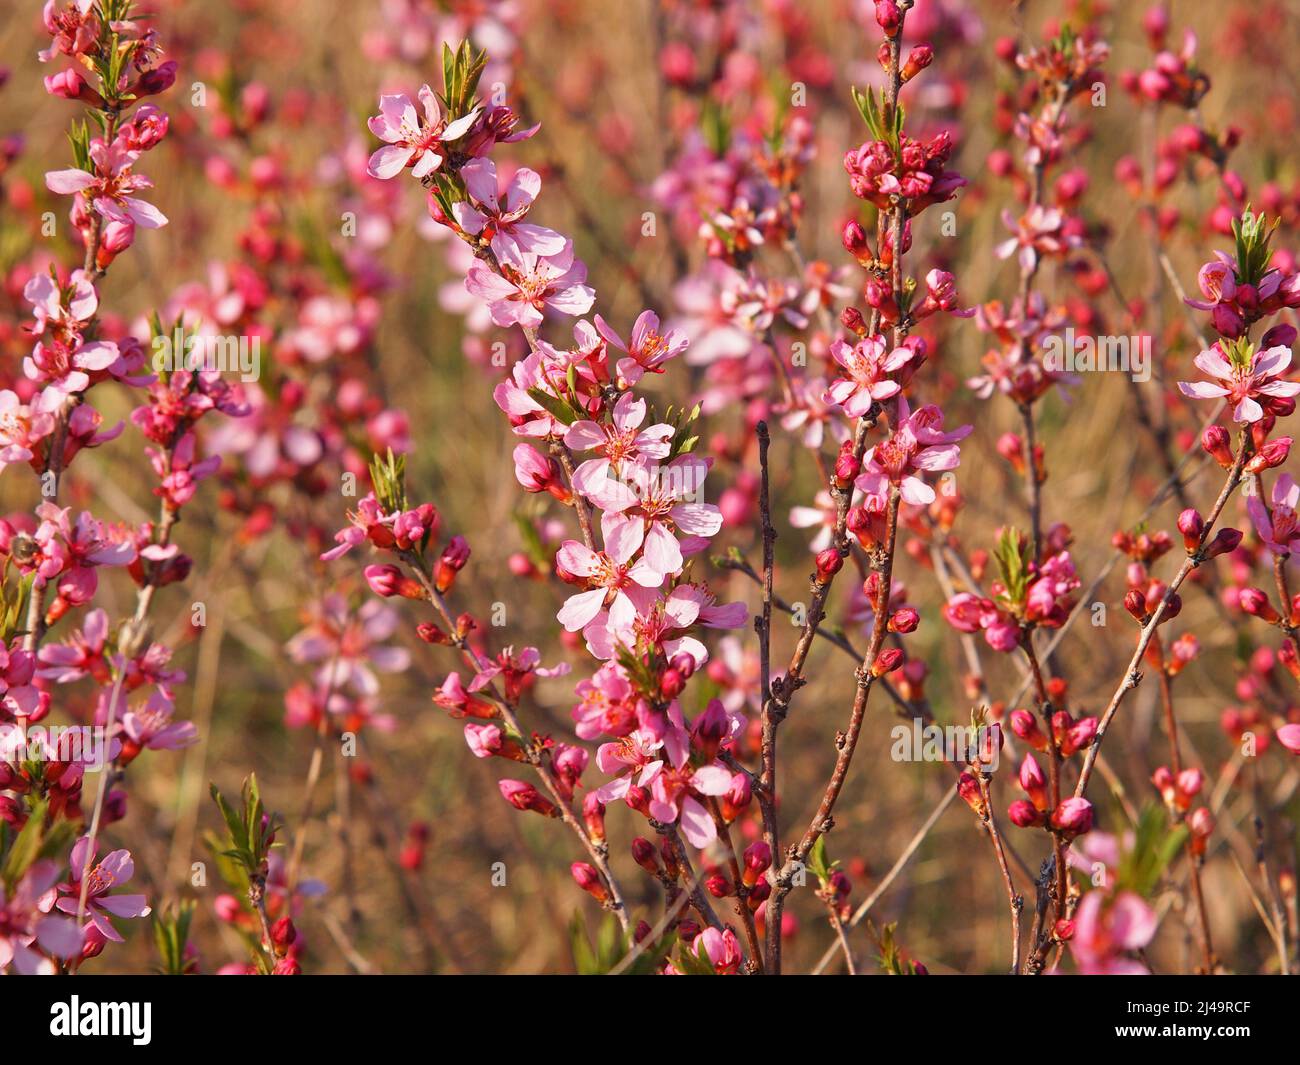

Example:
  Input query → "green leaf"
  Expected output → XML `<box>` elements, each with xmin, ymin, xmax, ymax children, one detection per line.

<box><xmin>1</xmin><ymin>798</ymin><xmax>49</xmax><ymax>890</ymax></box>
<box><xmin>525</xmin><ymin>387</ymin><xmax>579</xmax><ymax>426</ymax></box>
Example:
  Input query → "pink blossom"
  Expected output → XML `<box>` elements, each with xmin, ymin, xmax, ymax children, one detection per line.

<box><xmin>588</xmin><ymin>454</ymin><xmax>723</xmax><ymax>577</ymax></box>
<box><xmin>595</xmin><ymin>309</ymin><xmax>689</xmax><ymax>387</ymax></box>
<box><xmin>468</xmin><ymin>645</ymin><xmax>570</xmax><ymax>700</ymax></box>
<box><xmin>565</xmin><ymin>393</ymin><xmax>674</xmax><ymax>498</ymax></box>
<box><xmin>0</xmin><ymin>389</ymin><xmax>55</xmax><ymax>470</ymax></box>
<box><xmin>55</xmin><ymin>838</ymin><xmax>152</xmax><ymax>943</ymax></box>
<box><xmin>286</xmin><ymin>595</ymin><xmax>411</xmax><ymax>695</ymax></box>
<box><xmin>1247</xmin><ymin>474</ymin><xmax>1300</xmax><ymax>556</ymax></box>
<box><xmin>1178</xmin><ymin>342</ymin><xmax>1300</xmax><ymax>423</ymax></box>
<box><xmin>572</xmin><ymin>662</ymin><xmax>639</xmax><ymax>740</ymax></box>
<box><xmin>121</xmin><ymin>689</ymin><xmax>198</xmax><ymax>754</ymax></box>
<box><xmin>465</xmin><ymin>242</ymin><xmax>594</xmax><ymax>328</ymax></box>
<box><xmin>452</xmin><ymin>158</ymin><xmax>565</xmax><ymax>256</ymax></box>
<box><xmin>855</xmin><ymin>398</ymin><xmax>972</xmax><ymax>506</ymax></box>
<box><xmin>824</xmin><ymin>334</ymin><xmax>924</xmax><ymax>418</ymax></box>
<box><xmin>45</xmin><ymin>137</ymin><xmax>168</xmax><ymax>229</ymax></box>
<box><xmin>1070</xmin><ymin>890</ymin><xmax>1158</xmax><ymax>975</ymax></box>
<box><xmin>365</xmin><ymin>85</ymin><xmax>479</xmax><ymax>180</ymax></box>
<box><xmin>553</xmin><ymin>537</ymin><xmax>663</xmax><ymax>632</ymax></box>
<box><xmin>0</xmin><ymin>861</ymin><xmax>82</xmax><ymax>975</ymax></box>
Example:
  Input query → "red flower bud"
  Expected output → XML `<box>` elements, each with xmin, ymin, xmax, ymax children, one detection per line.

<box><xmin>872</xmin><ymin>648</ymin><xmax>904</xmax><ymax>677</ymax></box>
<box><xmin>743</xmin><ymin>841</ymin><xmax>772</xmax><ymax>886</ymax></box>
<box><xmin>1240</xmin><ymin>587</ymin><xmax>1281</xmax><ymax>623</ymax></box>
<box><xmin>957</xmin><ymin>771</ymin><xmax>985</xmax><ymax>816</ymax></box>
<box><xmin>1007</xmin><ymin>799</ymin><xmax>1044</xmax><ymax>828</ymax></box>
<box><xmin>888</xmin><ymin>607</ymin><xmax>920</xmax><ymax>634</ymax></box>
<box><xmin>1246</xmin><ymin>436</ymin><xmax>1292</xmax><ymax>474</ymax></box>
<box><xmin>1201</xmin><ymin>426</ymin><xmax>1235</xmax><ymax>469</ymax></box>
<box><xmin>1177</xmin><ymin>508</ymin><xmax>1205</xmax><ymax>552</ymax></box>
<box><xmin>815</xmin><ymin>548</ymin><xmax>844</xmax><ymax>584</ymax></box>
<box><xmin>1009</xmin><ymin>708</ymin><xmax>1048</xmax><ymax>751</ymax></box>
<box><xmin>1200</xmin><ymin>527</ymin><xmax>1242</xmax><ymax>560</ymax></box>
<box><xmin>571</xmin><ymin>862</ymin><xmax>610</xmax><ymax>902</ymax></box>
<box><xmin>1050</xmin><ymin>797</ymin><xmax>1094</xmax><ymax>837</ymax></box>
<box><xmin>632</xmin><ymin>837</ymin><xmax>660</xmax><ymax>874</ymax></box>
<box><xmin>900</xmin><ymin>44</ymin><xmax>934</xmax><ymax>83</ymax></box>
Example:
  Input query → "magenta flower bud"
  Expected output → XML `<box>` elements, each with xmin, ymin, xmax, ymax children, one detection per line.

<box><xmin>1018</xmin><ymin>754</ymin><xmax>1048</xmax><ymax>809</ymax></box>
<box><xmin>463</xmin><ymin>722</ymin><xmax>505</xmax><ymax>759</ymax></box>
<box><xmin>742</xmin><ymin>841</ymin><xmax>772</xmax><ymax>886</ymax></box>
<box><xmin>721</xmin><ymin>772</ymin><xmax>752</xmax><ymax>821</ymax></box>
<box><xmin>499</xmin><ymin>779</ymin><xmax>557</xmax><ymax>817</ymax></box>
<box><xmin>705</xmin><ymin>874</ymin><xmax>733</xmax><ymax>898</ymax></box>
<box><xmin>1065</xmin><ymin>716</ymin><xmax>1098</xmax><ymax>756</ymax></box>
<box><xmin>1201</xmin><ymin>426</ymin><xmax>1235</xmax><ymax>469</ymax></box>
<box><xmin>691</xmin><ymin>699</ymin><xmax>730</xmax><ymax>759</ymax></box>
<box><xmin>835</xmin><ymin>443</ymin><xmax>862</xmax><ymax>487</ymax></box>
<box><xmin>631</xmin><ymin>837</ymin><xmax>659</xmax><ymax>874</ymax></box>
<box><xmin>1211</xmin><ymin>302</ymin><xmax>1246</xmax><ymax>338</ymax></box>
<box><xmin>659</xmin><ymin>667</ymin><xmax>685</xmax><ymax>699</ymax></box>
<box><xmin>957</xmin><ymin>771</ymin><xmax>985</xmax><ymax>816</ymax></box>
<box><xmin>1050</xmin><ymin>797</ymin><xmax>1095</xmax><ymax>837</ymax></box>
<box><xmin>134</xmin><ymin>60</ymin><xmax>178</xmax><ymax>97</ymax></box>
<box><xmin>1188</xmin><ymin>807</ymin><xmax>1215</xmax><ymax>839</ymax></box>
<box><xmin>888</xmin><ymin>607</ymin><xmax>920</xmax><ymax>634</ymax></box>
<box><xmin>571</xmin><ymin>862</ymin><xmax>610</xmax><ymax>902</ymax></box>
<box><xmin>624</xmin><ymin>784</ymin><xmax>651</xmax><ymax>814</ymax></box>
<box><xmin>1010</xmin><ymin>708</ymin><xmax>1048</xmax><ymax>751</ymax></box>
<box><xmin>365</xmin><ymin>563</ymin><xmax>404</xmax><ymax>598</ymax></box>
<box><xmin>841</xmin><ymin>219</ymin><xmax>870</xmax><ymax>259</ymax></box>
<box><xmin>270</xmin><ymin>916</ymin><xmax>297</xmax><ymax>952</ymax></box>
<box><xmin>1176</xmin><ymin>768</ymin><xmax>1204</xmax><ymax>805</ymax></box>
<box><xmin>1177</xmin><ymin>508</ymin><xmax>1204</xmax><ymax>552</ymax></box>
<box><xmin>583</xmin><ymin>793</ymin><xmax>606</xmax><ymax>842</ymax></box>
<box><xmin>100</xmin><ymin>217</ymin><xmax>136</xmax><ymax>255</ymax></box>
<box><xmin>1007</xmin><ymin>799</ymin><xmax>1043</xmax><ymax>828</ymax></box>
<box><xmin>900</xmin><ymin>44</ymin><xmax>934</xmax><ymax>83</ymax></box>
<box><xmin>1201</xmin><ymin>527</ymin><xmax>1243</xmax><ymax>560</ymax></box>
<box><xmin>871</xmin><ymin>648</ymin><xmax>904</xmax><ymax>677</ymax></box>
<box><xmin>874</xmin><ymin>0</ymin><xmax>902</xmax><ymax>37</ymax></box>
<box><xmin>1246</xmin><ymin>436</ymin><xmax>1292</xmax><ymax>474</ymax></box>
<box><xmin>840</xmin><ymin>306</ymin><xmax>868</xmax><ymax>336</ymax></box>
<box><xmin>815</xmin><ymin>547</ymin><xmax>844</xmax><ymax>584</ymax></box>
<box><xmin>272</xmin><ymin>956</ymin><xmax>301</xmax><ymax>975</ymax></box>
<box><xmin>1240</xmin><ymin>587</ymin><xmax>1281</xmax><ymax>624</ymax></box>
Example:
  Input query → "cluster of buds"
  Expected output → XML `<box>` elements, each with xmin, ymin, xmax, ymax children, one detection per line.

<box><xmin>1006</xmin><ymin>752</ymin><xmax>1095</xmax><ymax>839</ymax></box>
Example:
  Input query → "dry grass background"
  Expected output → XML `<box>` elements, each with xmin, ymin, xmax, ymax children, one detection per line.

<box><xmin>2</xmin><ymin>0</ymin><xmax>1299</xmax><ymax>973</ymax></box>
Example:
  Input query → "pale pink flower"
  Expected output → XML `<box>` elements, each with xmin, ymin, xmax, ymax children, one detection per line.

<box><xmin>465</xmin><ymin>242</ymin><xmax>594</xmax><ymax>328</ymax></box>
<box><xmin>54</xmin><ymin>838</ymin><xmax>152</xmax><ymax>943</ymax></box>
<box><xmin>452</xmin><ymin>158</ymin><xmax>565</xmax><ymax>257</ymax></box>
<box><xmin>1178</xmin><ymin>343</ymin><xmax>1300</xmax><ymax>423</ymax></box>
<box><xmin>121</xmin><ymin>688</ymin><xmax>198</xmax><ymax>753</ymax></box>
<box><xmin>45</xmin><ymin>137</ymin><xmax>168</xmax><ymax>229</ymax></box>
<box><xmin>595</xmin><ymin>309</ymin><xmax>689</xmax><ymax>387</ymax></box>
<box><xmin>589</xmin><ymin>454</ymin><xmax>723</xmax><ymax>577</ymax></box>
<box><xmin>1248</xmin><ymin>474</ymin><xmax>1300</xmax><ymax>556</ymax></box>
<box><xmin>995</xmin><ymin>205</ymin><xmax>1075</xmax><ymax>272</ymax></box>
<box><xmin>565</xmin><ymin>393</ymin><xmax>673</xmax><ymax>499</ymax></box>
<box><xmin>0</xmin><ymin>389</ymin><xmax>55</xmax><ymax>471</ymax></box>
<box><xmin>1070</xmin><ymin>890</ymin><xmax>1158</xmax><ymax>975</ymax></box>
<box><xmin>554</xmin><ymin>537</ymin><xmax>663</xmax><ymax>632</ymax></box>
<box><xmin>824</xmin><ymin>334</ymin><xmax>923</xmax><ymax>418</ymax></box>
<box><xmin>365</xmin><ymin>85</ymin><xmax>479</xmax><ymax>180</ymax></box>
<box><xmin>286</xmin><ymin>595</ymin><xmax>411</xmax><ymax>695</ymax></box>
<box><xmin>855</xmin><ymin>398</ymin><xmax>972</xmax><ymax>506</ymax></box>
<box><xmin>0</xmin><ymin>861</ymin><xmax>82</xmax><ymax>975</ymax></box>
